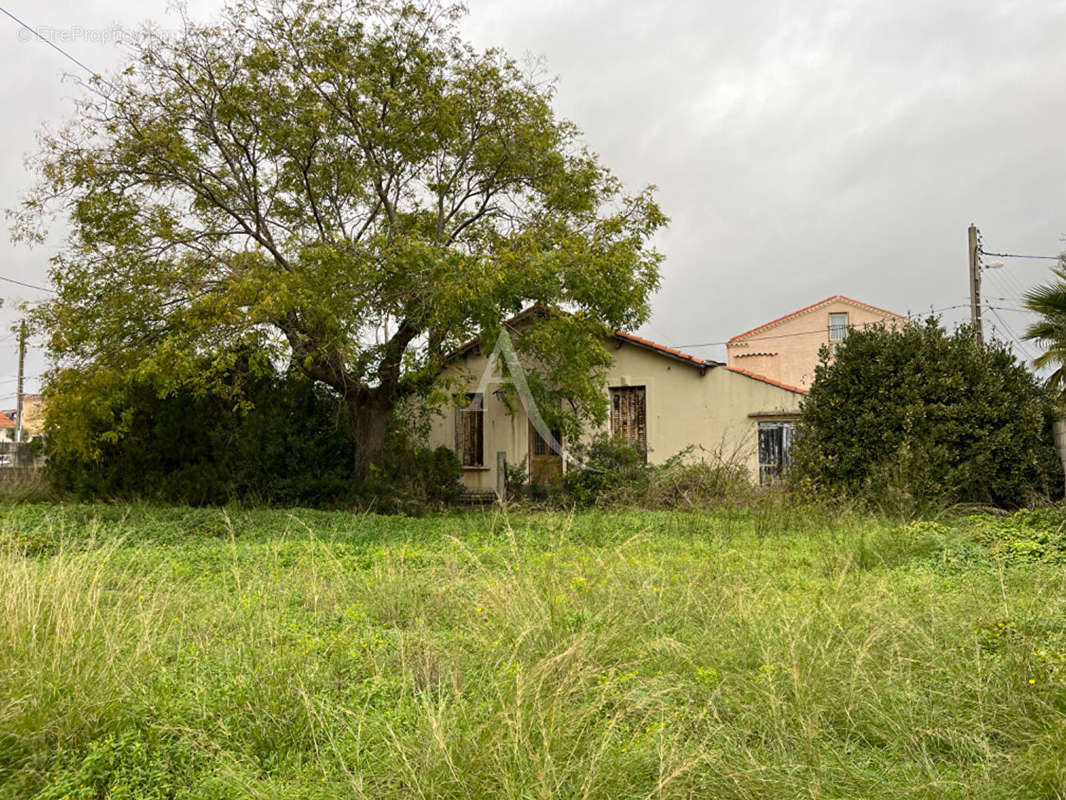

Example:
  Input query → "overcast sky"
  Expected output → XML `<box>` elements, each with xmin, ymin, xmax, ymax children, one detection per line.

<box><xmin>2</xmin><ymin>0</ymin><xmax>1065</xmax><ymax>396</ymax></box>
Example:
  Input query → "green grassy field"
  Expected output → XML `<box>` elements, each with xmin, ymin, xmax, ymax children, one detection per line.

<box><xmin>1</xmin><ymin>502</ymin><xmax>1065</xmax><ymax>799</ymax></box>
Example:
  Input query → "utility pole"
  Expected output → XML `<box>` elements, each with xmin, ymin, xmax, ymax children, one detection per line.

<box><xmin>968</xmin><ymin>223</ymin><xmax>982</xmax><ymax>340</ymax></box>
<box><xmin>15</xmin><ymin>320</ymin><xmax>26</xmax><ymax>444</ymax></box>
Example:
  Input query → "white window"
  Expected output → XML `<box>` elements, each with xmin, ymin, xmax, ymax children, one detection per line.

<box><xmin>758</xmin><ymin>421</ymin><xmax>795</xmax><ymax>485</ymax></box>
<box><xmin>828</xmin><ymin>312</ymin><xmax>849</xmax><ymax>342</ymax></box>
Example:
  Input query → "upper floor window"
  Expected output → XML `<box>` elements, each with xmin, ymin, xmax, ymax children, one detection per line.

<box><xmin>828</xmin><ymin>312</ymin><xmax>849</xmax><ymax>342</ymax></box>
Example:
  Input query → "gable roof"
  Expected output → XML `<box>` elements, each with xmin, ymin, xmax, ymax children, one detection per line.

<box><xmin>446</xmin><ymin>305</ymin><xmax>723</xmax><ymax>371</ymax></box>
<box><xmin>446</xmin><ymin>305</ymin><xmax>547</xmax><ymax>361</ymax></box>
<box><xmin>728</xmin><ymin>295</ymin><xmax>905</xmax><ymax>343</ymax></box>
<box><xmin>0</xmin><ymin>413</ymin><xmax>14</xmax><ymax>428</ymax></box>
<box><xmin>612</xmin><ymin>330</ymin><xmax>720</xmax><ymax>369</ymax></box>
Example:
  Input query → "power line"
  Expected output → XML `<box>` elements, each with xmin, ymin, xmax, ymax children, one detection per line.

<box><xmin>986</xmin><ymin>305</ymin><xmax>1032</xmax><ymax>314</ymax></box>
<box><xmin>0</xmin><ymin>5</ymin><xmax>111</xmax><ymax>88</ymax></box>
<box><xmin>983</xmin><ymin>268</ymin><xmax>1031</xmax><ymax>308</ymax></box>
<box><xmin>979</xmin><ymin>249</ymin><xmax>1061</xmax><ymax>262</ymax></box>
<box><xmin>0</xmin><ymin>274</ymin><xmax>54</xmax><ymax>294</ymax></box>
<box><xmin>986</xmin><ymin>304</ymin><xmax>1036</xmax><ymax>361</ymax></box>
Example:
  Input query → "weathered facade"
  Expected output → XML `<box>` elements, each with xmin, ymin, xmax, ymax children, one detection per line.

<box><xmin>427</xmin><ymin>324</ymin><xmax>806</xmax><ymax>494</ymax></box>
<box><xmin>727</xmin><ymin>296</ymin><xmax>906</xmax><ymax>391</ymax></box>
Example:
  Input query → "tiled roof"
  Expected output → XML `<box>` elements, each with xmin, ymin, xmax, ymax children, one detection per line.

<box><xmin>728</xmin><ymin>295</ymin><xmax>905</xmax><ymax>343</ymax></box>
<box><xmin>0</xmin><ymin>414</ymin><xmax>14</xmax><ymax>428</ymax></box>
<box><xmin>612</xmin><ymin>330</ymin><xmax>719</xmax><ymax>368</ymax></box>
<box><xmin>722</xmin><ymin>366</ymin><xmax>808</xmax><ymax>395</ymax></box>
<box><xmin>446</xmin><ymin>306</ymin><xmax>722</xmax><ymax>370</ymax></box>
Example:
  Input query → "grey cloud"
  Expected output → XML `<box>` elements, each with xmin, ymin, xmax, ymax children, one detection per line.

<box><xmin>1</xmin><ymin>0</ymin><xmax>1062</xmax><ymax>383</ymax></box>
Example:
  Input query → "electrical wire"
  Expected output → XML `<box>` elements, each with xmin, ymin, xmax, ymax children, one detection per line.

<box><xmin>984</xmin><ymin>268</ymin><xmax>1030</xmax><ymax>308</ymax></box>
<box><xmin>986</xmin><ymin>304</ymin><xmax>1036</xmax><ymax>362</ymax></box>
<box><xmin>979</xmin><ymin>249</ymin><xmax>1061</xmax><ymax>261</ymax></box>
<box><xmin>0</xmin><ymin>5</ymin><xmax>111</xmax><ymax>87</ymax></box>
<box><xmin>0</xmin><ymin>274</ymin><xmax>54</xmax><ymax>293</ymax></box>
<box><xmin>986</xmin><ymin>305</ymin><xmax>1032</xmax><ymax>314</ymax></box>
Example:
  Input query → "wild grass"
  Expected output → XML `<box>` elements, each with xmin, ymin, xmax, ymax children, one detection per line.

<box><xmin>0</xmin><ymin>503</ymin><xmax>1064</xmax><ymax>798</ymax></box>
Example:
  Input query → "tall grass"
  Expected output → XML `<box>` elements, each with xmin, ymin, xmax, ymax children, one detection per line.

<box><xmin>0</xmin><ymin>504</ymin><xmax>1064</xmax><ymax>798</ymax></box>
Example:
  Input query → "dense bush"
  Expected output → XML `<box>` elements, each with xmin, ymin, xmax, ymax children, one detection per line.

<box><xmin>791</xmin><ymin>318</ymin><xmax>1062</xmax><ymax>509</ymax></box>
<box><xmin>356</xmin><ymin>439</ymin><xmax>465</xmax><ymax>514</ymax></box>
<box><xmin>44</xmin><ymin>361</ymin><xmax>462</xmax><ymax>510</ymax></box>
<box><xmin>562</xmin><ymin>435</ymin><xmax>650</xmax><ymax>506</ymax></box>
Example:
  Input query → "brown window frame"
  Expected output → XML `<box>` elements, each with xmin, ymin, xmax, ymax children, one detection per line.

<box><xmin>609</xmin><ymin>385</ymin><xmax>647</xmax><ymax>462</ymax></box>
<box><xmin>455</xmin><ymin>393</ymin><xmax>485</xmax><ymax>467</ymax></box>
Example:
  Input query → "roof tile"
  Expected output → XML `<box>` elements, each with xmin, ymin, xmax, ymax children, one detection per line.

<box><xmin>722</xmin><ymin>366</ymin><xmax>808</xmax><ymax>394</ymax></box>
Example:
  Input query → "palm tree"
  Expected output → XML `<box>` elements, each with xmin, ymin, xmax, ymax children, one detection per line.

<box><xmin>1023</xmin><ymin>260</ymin><xmax>1066</xmax><ymax>392</ymax></box>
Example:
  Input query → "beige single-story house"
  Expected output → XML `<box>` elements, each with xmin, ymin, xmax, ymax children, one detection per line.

<box><xmin>727</xmin><ymin>295</ymin><xmax>906</xmax><ymax>391</ymax></box>
<box><xmin>426</xmin><ymin>309</ymin><xmax>807</xmax><ymax>493</ymax></box>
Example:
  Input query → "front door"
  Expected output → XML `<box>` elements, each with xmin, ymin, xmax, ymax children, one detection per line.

<box><xmin>528</xmin><ymin>421</ymin><xmax>563</xmax><ymax>486</ymax></box>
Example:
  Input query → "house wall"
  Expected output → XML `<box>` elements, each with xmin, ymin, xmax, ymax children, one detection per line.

<box><xmin>19</xmin><ymin>396</ymin><xmax>46</xmax><ymax>439</ymax></box>
<box><xmin>426</xmin><ymin>338</ymin><xmax>804</xmax><ymax>493</ymax></box>
<box><xmin>729</xmin><ymin>351</ymin><xmax>779</xmax><ymax>381</ymax></box>
<box><xmin>726</xmin><ymin>299</ymin><xmax>904</xmax><ymax>390</ymax></box>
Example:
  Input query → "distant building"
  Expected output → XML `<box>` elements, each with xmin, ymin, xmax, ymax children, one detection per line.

<box><xmin>1</xmin><ymin>394</ymin><xmax>46</xmax><ymax>440</ymax></box>
<box><xmin>726</xmin><ymin>296</ymin><xmax>906</xmax><ymax>391</ymax></box>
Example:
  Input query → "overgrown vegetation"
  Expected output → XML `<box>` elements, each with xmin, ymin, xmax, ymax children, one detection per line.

<box><xmin>560</xmin><ymin>436</ymin><xmax>753</xmax><ymax>509</ymax></box>
<box><xmin>791</xmin><ymin>318</ymin><xmax>1062</xmax><ymax>510</ymax></box>
<box><xmin>44</xmin><ymin>363</ymin><xmax>463</xmax><ymax>512</ymax></box>
<box><xmin>1</xmin><ymin>503</ymin><xmax>1065</xmax><ymax>798</ymax></box>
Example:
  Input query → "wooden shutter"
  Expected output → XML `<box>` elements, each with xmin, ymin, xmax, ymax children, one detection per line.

<box><xmin>610</xmin><ymin>386</ymin><xmax>647</xmax><ymax>460</ymax></box>
<box><xmin>455</xmin><ymin>393</ymin><xmax>484</xmax><ymax>467</ymax></box>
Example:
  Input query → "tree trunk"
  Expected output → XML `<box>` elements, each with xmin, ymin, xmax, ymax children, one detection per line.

<box><xmin>349</xmin><ymin>393</ymin><xmax>392</xmax><ymax>480</ymax></box>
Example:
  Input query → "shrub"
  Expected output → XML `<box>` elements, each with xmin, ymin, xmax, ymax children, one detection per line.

<box><xmin>561</xmin><ymin>438</ymin><xmax>753</xmax><ymax>509</ymax></box>
<box><xmin>357</xmin><ymin>443</ymin><xmax>465</xmax><ymax>514</ymax></box>
<box><xmin>790</xmin><ymin>318</ymin><xmax>1062</xmax><ymax>510</ymax></box>
<box><xmin>960</xmin><ymin>507</ymin><xmax>1066</xmax><ymax>564</ymax></box>
<box><xmin>641</xmin><ymin>450</ymin><xmax>753</xmax><ymax>509</ymax></box>
<box><xmin>45</xmin><ymin>364</ymin><xmax>356</xmax><ymax>507</ymax></box>
<box><xmin>562</xmin><ymin>435</ymin><xmax>649</xmax><ymax>506</ymax></box>
<box><xmin>504</xmin><ymin>462</ymin><xmax>529</xmax><ymax>501</ymax></box>
<box><xmin>43</xmin><ymin>357</ymin><xmax>463</xmax><ymax>512</ymax></box>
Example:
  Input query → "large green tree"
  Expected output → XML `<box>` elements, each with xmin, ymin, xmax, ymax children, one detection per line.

<box><xmin>15</xmin><ymin>0</ymin><xmax>665</xmax><ymax>476</ymax></box>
